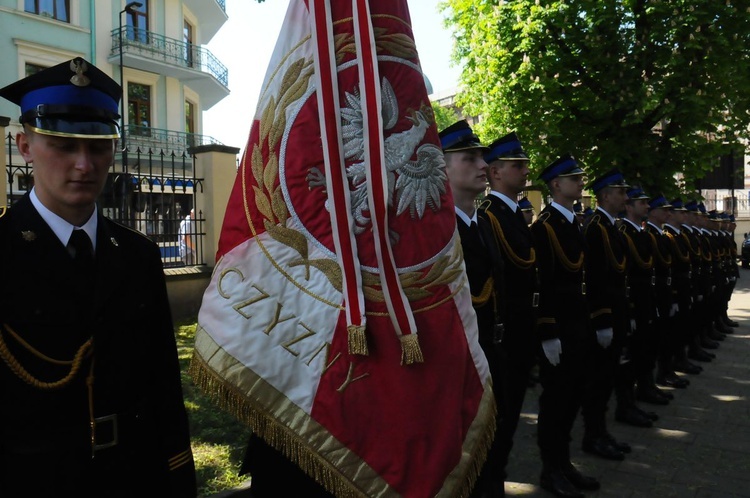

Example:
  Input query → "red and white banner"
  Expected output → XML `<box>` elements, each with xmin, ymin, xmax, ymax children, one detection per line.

<box><xmin>190</xmin><ymin>0</ymin><xmax>495</xmax><ymax>495</ymax></box>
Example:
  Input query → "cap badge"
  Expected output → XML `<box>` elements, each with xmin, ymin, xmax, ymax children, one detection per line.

<box><xmin>69</xmin><ymin>59</ymin><xmax>91</xmax><ymax>87</ymax></box>
<box><xmin>21</xmin><ymin>230</ymin><xmax>36</xmax><ymax>242</ymax></box>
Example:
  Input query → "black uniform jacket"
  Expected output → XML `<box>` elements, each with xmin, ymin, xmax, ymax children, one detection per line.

<box><xmin>456</xmin><ymin>214</ymin><xmax>506</xmax><ymax>348</ymax></box>
<box><xmin>663</xmin><ymin>224</ymin><xmax>693</xmax><ymax>311</ymax></box>
<box><xmin>619</xmin><ymin>219</ymin><xmax>656</xmax><ymax>325</ymax></box>
<box><xmin>480</xmin><ymin>194</ymin><xmax>538</xmax><ymax>349</ymax></box>
<box><xmin>530</xmin><ymin>206</ymin><xmax>589</xmax><ymax>344</ymax></box>
<box><xmin>0</xmin><ymin>194</ymin><xmax>196</xmax><ymax>497</ymax></box>
<box><xmin>644</xmin><ymin>222</ymin><xmax>674</xmax><ymax>318</ymax></box>
<box><xmin>582</xmin><ymin>209</ymin><xmax>629</xmax><ymax>336</ymax></box>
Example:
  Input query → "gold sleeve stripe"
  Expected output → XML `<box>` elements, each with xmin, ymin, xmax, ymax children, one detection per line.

<box><xmin>590</xmin><ymin>308</ymin><xmax>612</xmax><ymax>319</ymax></box>
<box><xmin>168</xmin><ymin>450</ymin><xmax>194</xmax><ymax>471</ymax></box>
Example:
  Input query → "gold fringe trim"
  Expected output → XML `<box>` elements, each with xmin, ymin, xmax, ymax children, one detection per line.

<box><xmin>189</xmin><ymin>352</ymin><xmax>370</xmax><ymax>498</ymax></box>
<box><xmin>347</xmin><ymin>324</ymin><xmax>369</xmax><ymax>356</ymax></box>
<box><xmin>400</xmin><ymin>334</ymin><xmax>424</xmax><ymax>365</ymax></box>
<box><xmin>455</xmin><ymin>382</ymin><xmax>498</xmax><ymax>498</ymax></box>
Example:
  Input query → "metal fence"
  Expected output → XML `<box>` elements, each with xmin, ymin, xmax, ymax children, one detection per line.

<box><xmin>4</xmin><ymin>132</ymin><xmax>206</xmax><ymax>268</ymax></box>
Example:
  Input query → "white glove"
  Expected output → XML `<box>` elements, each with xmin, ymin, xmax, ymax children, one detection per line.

<box><xmin>630</xmin><ymin>319</ymin><xmax>636</xmax><ymax>332</ymax></box>
<box><xmin>541</xmin><ymin>339</ymin><xmax>562</xmax><ymax>366</ymax></box>
<box><xmin>669</xmin><ymin>303</ymin><xmax>679</xmax><ymax>317</ymax></box>
<box><xmin>596</xmin><ymin>328</ymin><xmax>614</xmax><ymax>348</ymax></box>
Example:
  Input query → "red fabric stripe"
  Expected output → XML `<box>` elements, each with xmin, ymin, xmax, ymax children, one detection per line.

<box><xmin>353</xmin><ymin>0</ymin><xmax>416</xmax><ymax>336</ymax></box>
<box><xmin>311</xmin><ymin>0</ymin><xmax>364</xmax><ymax>326</ymax></box>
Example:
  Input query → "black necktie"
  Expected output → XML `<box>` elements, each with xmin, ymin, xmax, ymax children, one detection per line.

<box><xmin>68</xmin><ymin>229</ymin><xmax>94</xmax><ymax>265</ymax></box>
<box><xmin>516</xmin><ymin>208</ymin><xmax>527</xmax><ymax>226</ymax></box>
<box><xmin>470</xmin><ymin>220</ymin><xmax>486</xmax><ymax>248</ymax></box>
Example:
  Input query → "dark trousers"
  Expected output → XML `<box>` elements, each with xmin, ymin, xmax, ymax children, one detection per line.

<box><xmin>581</xmin><ymin>340</ymin><xmax>621</xmax><ymax>437</ymax></box>
<box><xmin>241</xmin><ymin>434</ymin><xmax>333</xmax><ymax>498</ymax></box>
<box><xmin>537</xmin><ymin>333</ymin><xmax>589</xmax><ymax>467</ymax></box>
<box><xmin>495</xmin><ymin>337</ymin><xmax>535</xmax><ymax>479</ymax></box>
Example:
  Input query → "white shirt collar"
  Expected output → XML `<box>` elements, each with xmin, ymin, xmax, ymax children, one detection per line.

<box><xmin>596</xmin><ymin>206</ymin><xmax>617</xmax><ymax>225</ymax></box>
<box><xmin>455</xmin><ymin>206</ymin><xmax>476</xmax><ymax>227</ymax></box>
<box><xmin>646</xmin><ymin>221</ymin><xmax>664</xmax><ymax>235</ymax></box>
<box><xmin>490</xmin><ymin>190</ymin><xmax>519</xmax><ymax>212</ymax></box>
<box><xmin>30</xmin><ymin>188</ymin><xmax>98</xmax><ymax>251</ymax></box>
<box><xmin>550</xmin><ymin>201</ymin><xmax>575</xmax><ymax>223</ymax></box>
<box><xmin>622</xmin><ymin>217</ymin><xmax>641</xmax><ymax>231</ymax></box>
<box><xmin>664</xmin><ymin>223</ymin><xmax>680</xmax><ymax>234</ymax></box>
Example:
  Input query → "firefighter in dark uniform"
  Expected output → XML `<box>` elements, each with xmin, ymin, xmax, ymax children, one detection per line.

<box><xmin>0</xmin><ymin>58</ymin><xmax>196</xmax><ymax>497</ymax></box>
<box><xmin>660</xmin><ymin>199</ymin><xmax>698</xmax><ymax>384</ymax></box>
<box><xmin>440</xmin><ymin>120</ymin><xmax>506</xmax><ymax>498</ymax></box>
<box><xmin>479</xmin><ymin>132</ymin><xmax>538</xmax><ymax>496</ymax></box>
<box><xmin>641</xmin><ymin>196</ymin><xmax>680</xmax><ymax>396</ymax></box>
<box><xmin>720</xmin><ymin>214</ymin><xmax>740</xmax><ymax>329</ymax></box>
<box><xmin>579</xmin><ymin>169</ymin><xmax>641</xmax><ymax>463</ymax></box>
<box><xmin>675</xmin><ymin>201</ymin><xmax>707</xmax><ymax>375</ymax></box>
<box><xmin>531</xmin><ymin>155</ymin><xmax>599</xmax><ymax>498</ymax></box>
<box><xmin>687</xmin><ymin>203</ymin><xmax>721</xmax><ymax>360</ymax></box>
<box><xmin>615</xmin><ymin>187</ymin><xmax>667</xmax><ymax>421</ymax></box>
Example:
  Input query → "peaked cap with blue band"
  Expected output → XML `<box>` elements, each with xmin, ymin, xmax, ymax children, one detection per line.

<box><xmin>684</xmin><ymin>200</ymin><xmax>700</xmax><ymax>212</ymax></box>
<box><xmin>648</xmin><ymin>194</ymin><xmax>672</xmax><ymax>211</ymax></box>
<box><xmin>538</xmin><ymin>154</ymin><xmax>584</xmax><ymax>182</ymax></box>
<box><xmin>626</xmin><ymin>186</ymin><xmax>649</xmax><ymax>200</ymax></box>
<box><xmin>0</xmin><ymin>57</ymin><xmax>121</xmax><ymax>139</ymax></box>
<box><xmin>439</xmin><ymin>120</ymin><xmax>488</xmax><ymax>153</ymax></box>
<box><xmin>518</xmin><ymin>196</ymin><xmax>533</xmax><ymax>211</ymax></box>
<box><xmin>669</xmin><ymin>198</ymin><xmax>687</xmax><ymax>211</ymax></box>
<box><xmin>588</xmin><ymin>168</ymin><xmax>629</xmax><ymax>193</ymax></box>
<box><xmin>484</xmin><ymin>131</ymin><xmax>529</xmax><ymax>163</ymax></box>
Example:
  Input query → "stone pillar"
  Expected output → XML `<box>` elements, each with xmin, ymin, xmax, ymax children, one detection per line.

<box><xmin>191</xmin><ymin>144</ymin><xmax>240</xmax><ymax>267</ymax></box>
<box><xmin>0</xmin><ymin>116</ymin><xmax>9</xmax><ymax>209</ymax></box>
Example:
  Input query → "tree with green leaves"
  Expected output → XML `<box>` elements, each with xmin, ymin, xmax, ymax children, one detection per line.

<box><xmin>432</xmin><ymin>101</ymin><xmax>462</xmax><ymax>131</ymax></box>
<box><xmin>442</xmin><ymin>0</ymin><xmax>750</xmax><ymax>196</ymax></box>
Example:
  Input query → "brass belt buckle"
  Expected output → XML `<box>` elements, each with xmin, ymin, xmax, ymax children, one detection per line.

<box><xmin>93</xmin><ymin>413</ymin><xmax>119</xmax><ymax>453</ymax></box>
<box><xmin>667</xmin><ymin>277</ymin><xmax>672</xmax><ymax>286</ymax></box>
<box><xmin>625</xmin><ymin>286</ymin><xmax>630</xmax><ymax>298</ymax></box>
<box><xmin>581</xmin><ymin>282</ymin><xmax>586</xmax><ymax>296</ymax></box>
<box><xmin>651</xmin><ymin>276</ymin><xmax>656</xmax><ymax>286</ymax></box>
<box><xmin>532</xmin><ymin>292</ymin><xmax>540</xmax><ymax>308</ymax></box>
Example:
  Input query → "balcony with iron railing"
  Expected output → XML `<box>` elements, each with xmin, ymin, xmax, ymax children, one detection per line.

<box><xmin>183</xmin><ymin>0</ymin><xmax>228</xmax><ymax>40</ymax></box>
<box><xmin>124</xmin><ymin>125</ymin><xmax>224</xmax><ymax>157</ymax></box>
<box><xmin>109</xmin><ymin>27</ymin><xmax>229</xmax><ymax>108</ymax></box>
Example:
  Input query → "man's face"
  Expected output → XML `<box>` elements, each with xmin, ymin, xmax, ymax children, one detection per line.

<box><xmin>18</xmin><ymin>129</ymin><xmax>114</xmax><ymax>219</ymax></box>
<box><xmin>601</xmin><ymin>187</ymin><xmax>628</xmax><ymax>214</ymax></box>
<box><xmin>445</xmin><ymin>149</ymin><xmax>488</xmax><ymax>197</ymax></box>
<box><xmin>554</xmin><ymin>174</ymin><xmax>585</xmax><ymax>202</ymax></box>
<box><xmin>628</xmin><ymin>198</ymin><xmax>649</xmax><ymax>220</ymax></box>
<box><xmin>489</xmin><ymin>159</ymin><xmax>529</xmax><ymax>194</ymax></box>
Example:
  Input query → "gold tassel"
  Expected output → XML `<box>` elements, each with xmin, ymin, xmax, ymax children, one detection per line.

<box><xmin>347</xmin><ymin>324</ymin><xmax>368</xmax><ymax>356</ymax></box>
<box><xmin>400</xmin><ymin>334</ymin><xmax>424</xmax><ymax>365</ymax></box>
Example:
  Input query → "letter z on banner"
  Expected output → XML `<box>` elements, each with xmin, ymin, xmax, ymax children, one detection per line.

<box><xmin>190</xmin><ymin>0</ymin><xmax>495</xmax><ymax>496</ymax></box>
